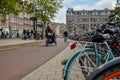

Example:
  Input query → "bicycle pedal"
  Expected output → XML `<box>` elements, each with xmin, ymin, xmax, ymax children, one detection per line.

<box><xmin>61</xmin><ymin>59</ymin><xmax>68</xmax><ymax>65</ymax></box>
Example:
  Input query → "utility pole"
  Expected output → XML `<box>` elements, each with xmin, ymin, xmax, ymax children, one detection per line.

<box><xmin>30</xmin><ymin>0</ymin><xmax>37</xmax><ymax>40</ymax></box>
<box><xmin>8</xmin><ymin>15</ymin><xmax>12</xmax><ymax>38</ymax></box>
<box><xmin>34</xmin><ymin>0</ymin><xmax>38</xmax><ymax>40</ymax></box>
<box><xmin>88</xmin><ymin>14</ymin><xmax>91</xmax><ymax>32</ymax></box>
<box><xmin>74</xmin><ymin>24</ymin><xmax>77</xmax><ymax>38</ymax></box>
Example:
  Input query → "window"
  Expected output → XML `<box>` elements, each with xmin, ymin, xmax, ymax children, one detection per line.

<box><xmin>74</xmin><ymin>18</ymin><xmax>77</xmax><ymax>22</ymax></box>
<box><xmin>83</xmin><ymin>24</ymin><xmax>85</xmax><ymax>28</ymax></box>
<box><xmin>67</xmin><ymin>18</ymin><xmax>72</xmax><ymax>22</ymax></box>
<box><xmin>79</xmin><ymin>18</ymin><xmax>82</xmax><ymax>21</ymax></box>
<box><xmin>83</xmin><ymin>18</ymin><xmax>86</xmax><ymax>22</ymax></box>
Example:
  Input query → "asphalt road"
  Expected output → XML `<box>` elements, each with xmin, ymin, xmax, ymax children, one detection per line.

<box><xmin>0</xmin><ymin>38</ymin><xmax>66</xmax><ymax>80</ymax></box>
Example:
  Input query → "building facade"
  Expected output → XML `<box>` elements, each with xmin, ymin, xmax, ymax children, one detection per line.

<box><xmin>51</xmin><ymin>22</ymin><xmax>66</xmax><ymax>36</ymax></box>
<box><xmin>66</xmin><ymin>8</ymin><xmax>111</xmax><ymax>35</ymax></box>
<box><xmin>0</xmin><ymin>12</ymin><xmax>36</xmax><ymax>38</ymax></box>
<box><xmin>8</xmin><ymin>13</ymin><xmax>33</xmax><ymax>37</ymax></box>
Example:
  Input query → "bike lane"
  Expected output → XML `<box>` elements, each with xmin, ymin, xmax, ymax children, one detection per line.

<box><xmin>0</xmin><ymin>38</ymin><xmax>67</xmax><ymax>80</ymax></box>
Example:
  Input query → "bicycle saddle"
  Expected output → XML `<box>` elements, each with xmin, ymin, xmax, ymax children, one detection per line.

<box><xmin>92</xmin><ymin>34</ymin><xmax>105</xmax><ymax>43</ymax></box>
<box><xmin>104</xmin><ymin>29</ymin><xmax>115</xmax><ymax>35</ymax></box>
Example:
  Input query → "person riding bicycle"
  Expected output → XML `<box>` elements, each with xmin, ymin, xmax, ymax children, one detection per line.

<box><xmin>63</xmin><ymin>30</ymin><xmax>68</xmax><ymax>42</ymax></box>
<box><xmin>45</xmin><ymin>23</ymin><xmax>53</xmax><ymax>40</ymax></box>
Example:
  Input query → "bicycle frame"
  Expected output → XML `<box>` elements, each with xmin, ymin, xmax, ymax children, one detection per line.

<box><xmin>62</xmin><ymin>41</ymin><xmax>115</xmax><ymax>78</ymax></box>
<box><xmin>62</xmin><ymin>48</ymin><xmax>90</xmax><ymax>78</ymax></box>
<box><xmin>94</xmin><ymin>42</ymin><xmax>115</xmax><ymax>66</ymax></box>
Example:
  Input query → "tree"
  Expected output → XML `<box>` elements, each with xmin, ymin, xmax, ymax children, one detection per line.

<box><xmin>109</xmin><ymin>7</ymin><xmax>120</xmax><ymax>22</ymax></box>
<box><xmin>0</xmin><ymin>0</ymin><xmax>22</xmax><ymax>23</ymax></box>
<box><xmin>29</xmin><ymin>0</ymin><xmax>63</xmax><ymax>23</ymax></box>
<box><xmin>28</xmin><ymin>0</ymin><xmax>63</xmax><ymax>39</ymax></box>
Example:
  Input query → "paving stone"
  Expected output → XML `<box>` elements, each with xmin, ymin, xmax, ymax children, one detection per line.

<box><xmin>21</xmin><ymin>43</ymin><xmax>85</xmax><ymax>80</ymax></box>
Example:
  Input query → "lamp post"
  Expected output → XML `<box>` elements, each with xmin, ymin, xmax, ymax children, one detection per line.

<box><xmin>30</xmin><ymin>0</ymin><xmax>38</xmax><ymax>40</ymax></box>
<box><xmin>8</xmin><ymin>15</ymin><xmax>12</xmax><ymax>38</ymax></box>
<box><xmin>88</xmin><ymin>14</ymin><xmax>91</xmax><ymax>31</ymax></box>
<box><xmin>20</xmin><ymin>0</ymin><xmax>25</xmax><ymax>28</ymax></box>
<box><xmin>33</xmin><ymin>0</ymin><xmax>38</xmax><ymax>40</ymax></box>
<box><xmin>41</xmin><ymin>21</ymin><xmax>44</xmax><ymax>39</ymax></box>
<box><xmin>74</xmin><ymin>24</ymin><xmax>77</xmax><ymax>38</ymax></box>
<box><xmin>39</xmin><ymin>5</ymin><xmax>45</xmax><ymax>40</ymax></box>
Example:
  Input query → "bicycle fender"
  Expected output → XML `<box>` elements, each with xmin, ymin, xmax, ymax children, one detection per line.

<box><xmin>86</xmin><ymin>57</ymin><xmax>120</xmax><ymax>80</ymax></box>
<box><xmin>62</xmin><ymin>48</ymin><xmax>94</xmax><ymax>78</ymax></box>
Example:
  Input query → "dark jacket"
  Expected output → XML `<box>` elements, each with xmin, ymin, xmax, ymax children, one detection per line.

<box><xmin>63</xmin><ymin>31</ymin><xmax>68</xmax><ymax>37</ymax></box>
<box><xmin>45</xmin><ymin>27</ymin><xmax>53</xmax><ymax>38</ymax></box>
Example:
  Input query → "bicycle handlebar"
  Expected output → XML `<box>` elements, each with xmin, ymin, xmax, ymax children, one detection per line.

<box><xmin>100</xmin><ymin>9</ymin><xmax>120</xmax><ymax>30</ymax></box>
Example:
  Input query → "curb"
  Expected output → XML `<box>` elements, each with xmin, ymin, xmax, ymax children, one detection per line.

<box><xmin>0</xmin><ymin>41</ymin><xmax>42</xmax><ymax>52</ymax></box>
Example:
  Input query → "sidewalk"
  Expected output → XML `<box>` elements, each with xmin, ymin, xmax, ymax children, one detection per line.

<box><xmin>0</xmin><ymin>38</ymin><xmax>42</xmax><ymax>51</ymax></box>
<box><xmin>20</xmin><ymin>44</ymin><xmax>85</xmax><ymax>80</ymax></box>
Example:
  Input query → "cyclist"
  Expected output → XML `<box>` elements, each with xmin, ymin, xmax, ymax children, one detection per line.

<box><xmin>63</xmin><ymin>30</ymin><xmax>68</xmax><ymax>42</ymax></box>
<box><xmin>45</xmin><ymin>23</ymin><xmax>53</xmax><ymax>39</ymax></box>
<box><xmin>45</xmin><ymin>23</ymin><xmax>53</xmax><ymax>43</ymax></box>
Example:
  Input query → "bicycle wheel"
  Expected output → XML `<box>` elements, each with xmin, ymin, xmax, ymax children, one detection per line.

<box><xmin>64</xmin><ymin>49</ymin><xmax>104</xmax><ymax>80</ymax></box>
<box><xmin>87</xmin><ymin>57</ymin><xmax>120</xmax><ymax>80</ymax></box>
<box><xmin>79</xmin><ymin>50</ymin><xmax>104</xmax><ymax>77</ymax></box>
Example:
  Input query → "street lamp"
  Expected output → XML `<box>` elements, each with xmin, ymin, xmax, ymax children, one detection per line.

<box><xmin>30</xmin><ymin>0</ymin><xmax>38</xmax><ymax>40</ymax></box>
<box><xmin>37</xmin><ymin>5</ymin><xmax>45</xmax><ymax>40</ymax></box>
<box><xmin>88</xmin><ymin>14</ymin><xmax>91</xmax><ymax>31</ymax></box>
<box><xmin>8</xmin><ymin>15</ymin><xmax>12</xmax><ymax>38</ymax></box>
<box><xmin>20</xmin><ymin>0</ymin><xmax>25</xmax><ymax>27</ymax></box>
<box><xmin>74</xmin><ymin>24</ymin><xmax>77</xmax><ymax>37</ymax></box>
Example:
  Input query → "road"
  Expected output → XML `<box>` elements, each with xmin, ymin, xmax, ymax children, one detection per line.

<box><xmin>0</xmin><ymin>38</ymin><xmax>66</xmax><ymax>80</ymax></box>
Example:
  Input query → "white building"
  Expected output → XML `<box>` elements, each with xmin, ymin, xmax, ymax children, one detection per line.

<box><xmin>0</xmin><ymin>12</ymin><xmax>33</xmax><ymax>38</ymax></box>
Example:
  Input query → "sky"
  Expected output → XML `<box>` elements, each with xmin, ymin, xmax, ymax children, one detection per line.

<box><xmin>52</xmin><ymin>0</ymin><xmax>117</xmax><ymax>24</ymax></box>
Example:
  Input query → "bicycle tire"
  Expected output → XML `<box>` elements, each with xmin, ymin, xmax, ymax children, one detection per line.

<box><xmin>64</xmin><ymin>49</ymin><xmax>104</xmax><ymax>80</ymax></box>
<box><xmin>86</xmin><ymin>57</ymin><xmax>120</xmax><ymax>80</ymax></box>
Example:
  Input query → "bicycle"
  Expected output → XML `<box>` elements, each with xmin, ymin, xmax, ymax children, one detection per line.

<box><xmin>86</xmin><ymin>57</ymin><xmax>120</xmax><ymax>80</ymax></box>
<box><xmin>62</xmin><ymin>40</ymin><xmax>116</xmax><ymax>80</ymax></box>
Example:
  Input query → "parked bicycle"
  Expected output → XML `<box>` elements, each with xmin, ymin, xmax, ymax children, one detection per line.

<box><xmin>86</xmin><ymin>57</ymin><xmax>120</xmax><ymax>80</ymax></box>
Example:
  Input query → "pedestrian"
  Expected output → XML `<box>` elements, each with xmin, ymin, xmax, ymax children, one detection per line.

<box><xmin>23</xmin><ymin>29</ymin><xmax>27</xmax><ymax>40</ymax></box>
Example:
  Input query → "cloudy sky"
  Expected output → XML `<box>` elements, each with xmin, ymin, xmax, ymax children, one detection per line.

<box><xmin>52</xmin><ymin>0</ymin><xmax>117</xmax><ymax>24</ymax></box>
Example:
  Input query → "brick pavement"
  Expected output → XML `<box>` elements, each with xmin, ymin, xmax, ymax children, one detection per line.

<box><xmin>21</xmin><ymin>45</ymin><xmax>72</xmax><ymax>80</ymax></box>
<box><xmin>21</xmin><ymin>42</ymin><xmax>85</xmax><ymax>80</ymax></box>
